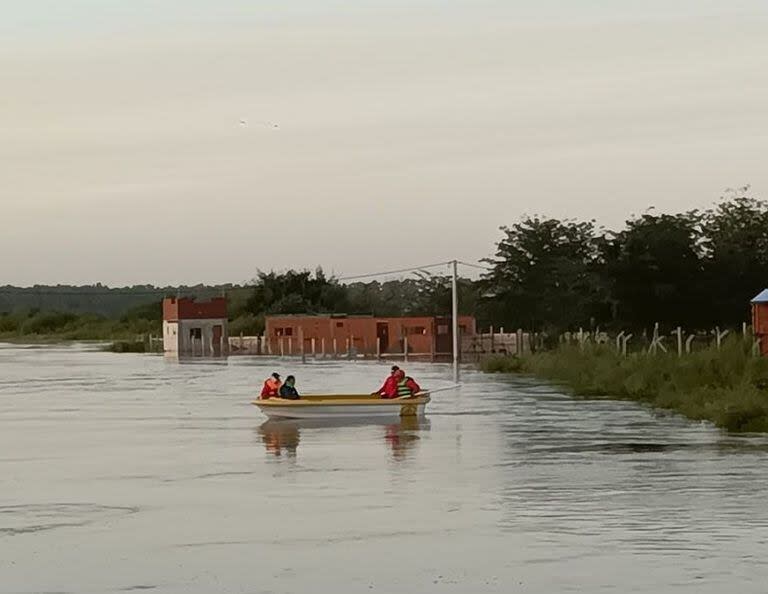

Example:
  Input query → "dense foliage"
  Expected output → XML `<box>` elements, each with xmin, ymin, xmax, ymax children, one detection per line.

<box><xmin>481</xmin><ymin>187</ymin><xmax>768</xmax><ymax>333</ymax></box>
<box><xmin>2</xmin><ymin>188</ymin><xmax>767</xmax><ymax>339</ymax></box>
<box><xmin>0</xmin><ymin>305</ymin><xmax>161</xmax><ymax>341</ymax></box>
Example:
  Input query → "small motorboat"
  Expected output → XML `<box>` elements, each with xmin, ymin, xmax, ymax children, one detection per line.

<box><xmin>252</xmin><ymin>392</ymin><xmax>431</xmax><ymax>420</ymax></box>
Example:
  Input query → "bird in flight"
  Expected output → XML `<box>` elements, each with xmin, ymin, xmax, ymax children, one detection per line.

<box><xmin>238</xmin><ymin>119</ymin><xmax>279</xmax><ymax>129</ymax></box>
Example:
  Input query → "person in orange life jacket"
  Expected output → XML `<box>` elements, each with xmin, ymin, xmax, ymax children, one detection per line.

<box><xmin>260</xmin><ymin>372</ymin><xmax>282</xmax><ymax>399</ymax></box>
<box><xmin>394</xmin><ymin>370</ymin><xmax>421</xmax><ymax>398</ymax></box>
<box><xmin>373</xmin><ymin>365</ymin><xmax>401</xmax><ymax>399</ymax></box>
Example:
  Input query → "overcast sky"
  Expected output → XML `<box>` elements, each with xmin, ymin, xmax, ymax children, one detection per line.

<box><xmin>3</xmin><ymin>1</ymin><xmax>768</xmax><ymax>286</ymax></box>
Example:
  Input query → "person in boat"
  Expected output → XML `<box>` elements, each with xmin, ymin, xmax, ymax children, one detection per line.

<box><xmin>279</xmin><ymin>375</ymin><xmax>300</xmax><ymax>400</ymax></box>
<box><xmin>394</xmin><ymin>369</ymin><xmax>421</xmax><ymax>399</ymax></box>
<box><xmin>260</xmin><ymin>372</ymin><xmax>282</xmax><ymax>399</ymax></box>
<box><xmin>373</xmin><ymin>365</ymin><xmax>401</xmax><ymax>399</ymax></box>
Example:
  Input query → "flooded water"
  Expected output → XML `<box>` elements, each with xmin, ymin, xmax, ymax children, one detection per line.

<box><xmin>2</xmin><ymin>343</ymin><xmax>768</xmax><ymax>593</ymax></box>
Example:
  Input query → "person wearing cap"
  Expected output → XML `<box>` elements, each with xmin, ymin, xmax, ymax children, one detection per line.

<box><xmin>260</xmin><ymin>372</ymin><xmax>282</xmax><ymax>399</ymax></box>
<box><xmin>373</xmin><ymin>365</ymin><xmax>402</xmax><ymax>399</ymax></box>
<box><xmin>394</xmin><ymin>369</ymin><xmax>421</xmax><ymax>398</ymax></box>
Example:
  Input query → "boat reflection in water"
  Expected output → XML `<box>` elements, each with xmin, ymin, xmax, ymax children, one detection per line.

<box><xmin>257</xmin><ymin>417</ymin><xmax>431</xmax><ymax>460</ymax></box>
<box><xmin>384</xmin><ymin>415</ymin><xmax>431</xmax><ymax>461</ymax></box>
<box><xmin>258</xmin><ymin>420</ymin><xmax>301</xmax><ymax>458</ymax></box>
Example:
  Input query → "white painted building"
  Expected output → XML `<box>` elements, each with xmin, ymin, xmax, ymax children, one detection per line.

<box><xmin>162</xmin><ymin>297</ymin><xmax>228</xmax><ymax>357</ymax></box>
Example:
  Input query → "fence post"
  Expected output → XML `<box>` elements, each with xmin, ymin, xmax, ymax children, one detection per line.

<box><xmin>376</xmin><ymin>337</ymin><xmax>381</xmax><ymax>360</ymax></box>
<box><xmin>649</xmin><ymin>322</ymin><xmax>666</xmax><ymax>354</ymax></box>
<box><xmin>686</xmin><ymin>334</ymin><xmax>695</xmax><ymax>354</ymax></box>
<box><xmin>516</xmin><ymin>328</ymin><xmax>523</xmax><ymax>356</ymax></box>
<box><xmin>404</xmin><ymin>336</ymin><xmax>409</xmax><ymax>363</ymax></box>
<box><xmin>616</xmin><ymin>331</ymin><xmax>625</xmax><ymax>352</ymax></box>
<box><xmin>676</xmin><ymin>327</ymin><xmax>683</xmax><ymax>357</ymax></box>
<box><xmin>300</xmin><ymin>327</ymin><xmax>306</xmax><ymax>364</ymax></box>
<box><xmin>622</xmin><ymin>334</ymin><xmax>633</xmax><ymax>357</ymax></box>
<box><xmin>714</xmin><ymin>327</ymin><xmax>729</xmax><ymax>349</ymax></box>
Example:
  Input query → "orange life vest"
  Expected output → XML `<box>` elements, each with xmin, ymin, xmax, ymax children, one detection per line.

<box><xmin>261</xmin><ymin>377</ymin><xmax>282</xmax><ymax>399</ymax></box>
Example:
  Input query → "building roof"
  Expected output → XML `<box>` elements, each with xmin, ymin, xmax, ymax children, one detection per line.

<box><xmin>752</xmin><ymin>289</ymin><xmax>768</xmax><ymax>303</ymax></box>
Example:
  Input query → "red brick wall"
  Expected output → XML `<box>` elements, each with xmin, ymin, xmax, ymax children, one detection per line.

<box><xmin>162</xmin><ymin>298</ymin><xmax>179</xmax><ymax>322</ymax></box>
<box><xmin>264</xmin><ymin>315</ymin><xmax>476</xmax><ymax>355</ymax></box>
<box><xmin>163</xmin><ymin>297</ymin><xmax>227</xmax><ymax>321</ymax></box>
<box><xmin>754</xmin><ymin>304</ymin><xmax>768</xmax><ymax>335</ymax></box>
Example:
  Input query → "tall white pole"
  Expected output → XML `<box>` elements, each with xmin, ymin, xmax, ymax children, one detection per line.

<box><xmin>452</xmin><ymin>259</ymin><xmax>459</xmax><ymax>383</ymax></box>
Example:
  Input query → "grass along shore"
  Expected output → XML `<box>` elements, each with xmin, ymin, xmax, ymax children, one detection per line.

<box><xmin>481</xmin><ymin>339</ymin><xmax>768</xmax><ymax>432</ymax></box>
<box><xmin>0</xmin><ymin>310</ymin><xmax>160</xmax><ymax>343</ymax></box>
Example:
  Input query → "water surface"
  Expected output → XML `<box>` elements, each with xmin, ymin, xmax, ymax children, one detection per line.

<box><xmin>2</xmin><ymin>344</ymin><xmax>768</xmax><ymax>593</ymax></box>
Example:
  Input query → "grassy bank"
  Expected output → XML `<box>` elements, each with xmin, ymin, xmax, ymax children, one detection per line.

<box><xmin>481</xmin><ymin>339</ymin><xmax>768</xmax><ymax>432</ymax></box>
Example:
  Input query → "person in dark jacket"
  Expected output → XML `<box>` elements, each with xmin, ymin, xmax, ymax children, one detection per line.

<box><xmin>279</xmin><ymin>375</ymin><xmax>300</xmax><ymax>400</ymax></box>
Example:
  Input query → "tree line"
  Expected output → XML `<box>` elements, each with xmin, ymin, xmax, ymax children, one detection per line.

<box><xmin>483</xmin><ymin>187</ymin><xmax>768</xmax><ymax>333</ymax></box>
<box><xmin>0</xmin><ymin>284</ymin><xmax>236</xmax><ymax>317</ymax></box>
<box><xmin>3</xmin><ymin>188</ymin><xmax>767</xmax><ymax>338</ymax></box>
<box><xmin>231</xmin><ymin>188</ymin><xmax>768</xmax><ymax>335</ymax></box>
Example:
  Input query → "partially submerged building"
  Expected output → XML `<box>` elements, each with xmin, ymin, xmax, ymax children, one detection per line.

<box><xmin>163</xmin><ymin>297</ymin><xmax>228</xmax><ymax>357</ymax></box>
<box><xmin>264</xmin><ymin>314</ymin><xmax>476</xmax><ymax>358</ymax></box>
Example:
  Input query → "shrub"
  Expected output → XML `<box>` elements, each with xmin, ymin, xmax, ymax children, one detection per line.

<box><xmin>481</xmin><ymin>338</ymin><xmax>768</xmax><ymax>432</ymax></box>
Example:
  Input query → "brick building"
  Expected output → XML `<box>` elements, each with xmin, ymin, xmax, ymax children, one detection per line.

<box><xmin>163</xmin><ymin>297</ymin><xmax>228</xmax><ymax>357</ymax></box>
<box><xmin>264</xmin><ymin>314</ymin><xmax>476</xmax><ymax>358</ymax></box>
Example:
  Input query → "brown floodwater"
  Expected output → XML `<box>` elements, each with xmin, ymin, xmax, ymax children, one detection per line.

<box><xmin>2</xmin><ymin>343</ymin><xmax>768</xmax><ymax>593</ymax></box>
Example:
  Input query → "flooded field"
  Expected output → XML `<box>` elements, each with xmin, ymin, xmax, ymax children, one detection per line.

<box><xmin>2</xmin><ymin>343</ymin><xmax>768</xmax><ymax>593</ymax></box>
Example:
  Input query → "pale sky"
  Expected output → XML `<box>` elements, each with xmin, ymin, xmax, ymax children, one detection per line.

<box><xmin>3</xmin><ymin>1</ymin><xmax>768</xmax><ymax>286</ymax></box>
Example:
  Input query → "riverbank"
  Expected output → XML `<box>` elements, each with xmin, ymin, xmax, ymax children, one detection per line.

<box><xmin>481</xmin><ymin>340</ymin><xmax>768</xmax><ymax>432</ymax></box>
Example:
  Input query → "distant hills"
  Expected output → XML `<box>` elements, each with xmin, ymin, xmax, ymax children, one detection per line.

<box><xmin>0</xmin><ymin>284</ymin><xmax>250</xmax><ymax>318</ymax></box>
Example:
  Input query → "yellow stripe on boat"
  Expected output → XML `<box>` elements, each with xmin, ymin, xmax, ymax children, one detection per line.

<box><xmin>251</xmin><ymin>393</ymin><xmax>431</xmax><ymax>420</ymax></box>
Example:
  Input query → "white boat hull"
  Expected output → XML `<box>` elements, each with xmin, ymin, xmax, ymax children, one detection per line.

<box><xmin>252</xmin><ymin>394</ymin><xmax>430</xmax><ymax>420</ymax></box>
<box><xmin>256</xmin><ymin>402</ymin><xmax>428</xmax><ymax>420</ymax></box>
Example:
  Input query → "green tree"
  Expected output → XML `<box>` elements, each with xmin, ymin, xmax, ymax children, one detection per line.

<box><xmin>482</xmin><ymin>217</ymin><xmax>606</xmax><ymax>332</ymax></box>
<box><xmin>411</xmin><ymin>272</ymin><xmax>479</xmax><ymax>317</ymax></box>
<box><xmin>245</xmin><ymin>268</ymin><xmax>348</xmax><ymax>315</ymax></box>
<box><xmin>702</xmin><ymin>188</ymin><xmax>768</xmax><ymax>326</ymax></box>
<box><xmin>604</xmin><ymin>211</ymin><xmax>704</xmax><ymax>330</ymax></box>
